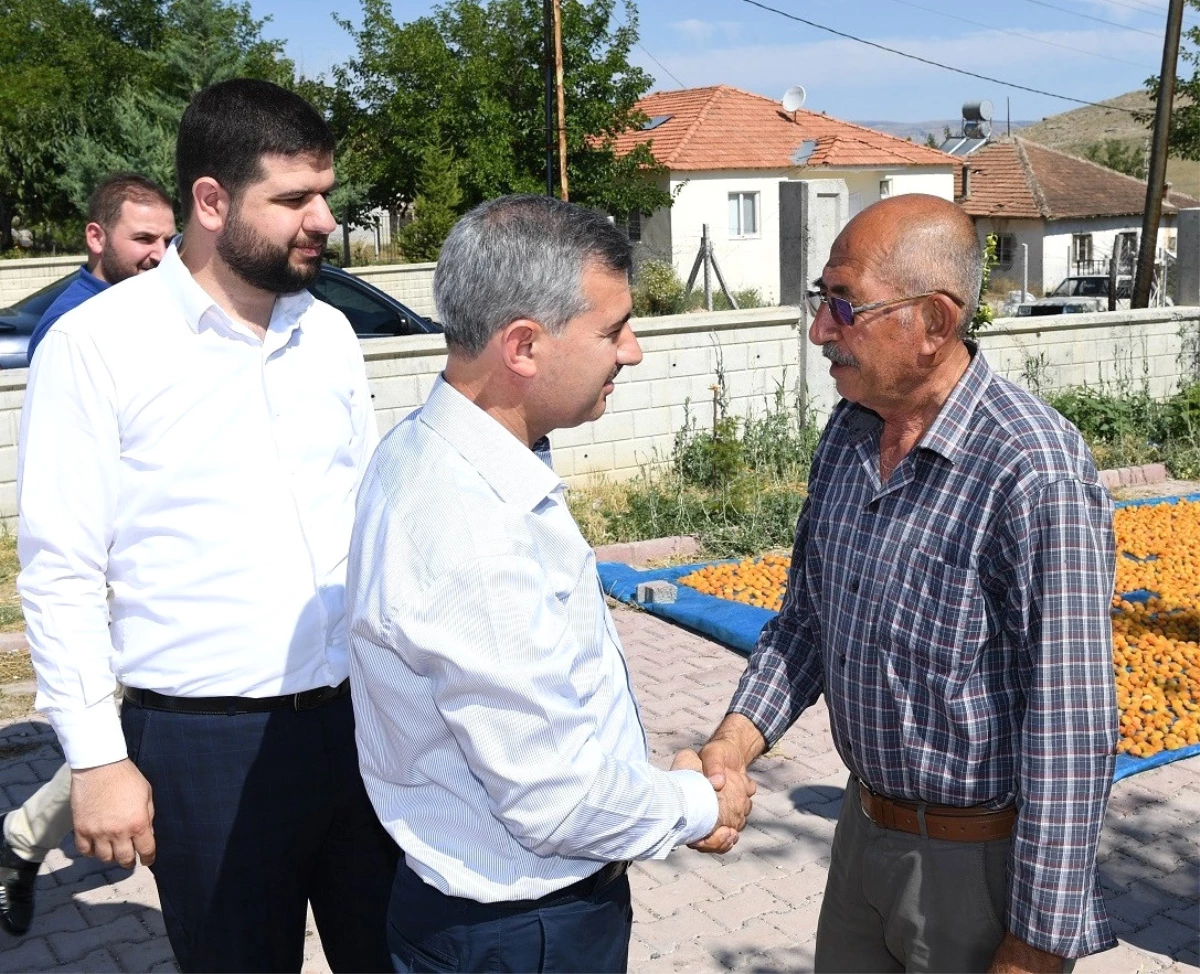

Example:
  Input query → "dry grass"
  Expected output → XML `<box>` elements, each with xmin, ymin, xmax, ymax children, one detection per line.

<box><xmin>0</xmin><ymin>532</ymin><xmax>23</xmax><ymax>633</ymax></box>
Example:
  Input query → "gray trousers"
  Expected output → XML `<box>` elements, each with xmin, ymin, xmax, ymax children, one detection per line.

<box><xmin>814</xmin><ymin>775</ymin><xmax>1011</xmax><ymax>974</ymax></box>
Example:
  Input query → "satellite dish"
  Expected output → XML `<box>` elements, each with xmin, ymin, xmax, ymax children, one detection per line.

<box><xmin>782</xmin><ymin>85</ymin><xmax>807</xmax><ymax>113</ymax></box>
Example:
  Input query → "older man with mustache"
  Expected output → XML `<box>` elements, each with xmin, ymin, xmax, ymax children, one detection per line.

<box><xmin>696</xmin><ymin>194</ymin><xmax>1118</xmax><ymax>974</ymax></box>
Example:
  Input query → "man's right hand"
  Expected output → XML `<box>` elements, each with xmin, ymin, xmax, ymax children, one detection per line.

<box><xmin>689</xmin><ymin>715</ymin><xmax>765</xmax><ymax>854</ymax></box>
<box><xmin>70</xmin><ymin>759</ymin><xmax>156</xmax><ymax>869</ymax></box>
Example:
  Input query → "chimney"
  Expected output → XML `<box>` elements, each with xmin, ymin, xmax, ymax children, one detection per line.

<box><xmin>1163</xmin><ymin>181</ymin><xmax>1173</xmax><ymax>201</ymax></box>
<box><xmin>962</xmin><ymin>163</ymin><xmax>971</xmax><ymax>200</ymax></box>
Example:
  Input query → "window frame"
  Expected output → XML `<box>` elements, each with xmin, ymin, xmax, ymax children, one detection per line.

<box><xmin>728</xmin><ymin>191</ymin><xmax>760</xmax><ymax>239</ymax></box>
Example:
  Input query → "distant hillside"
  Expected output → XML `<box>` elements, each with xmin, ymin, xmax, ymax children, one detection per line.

<box><xmin>854</xmin><ymin>118</ymin><xmax>1036</xmax><ymax>144</ymax></box>
<box><xmin>1014</xmin><ymin>90</ymin><xmax>1199</xmax><ymax>198</ymax></box>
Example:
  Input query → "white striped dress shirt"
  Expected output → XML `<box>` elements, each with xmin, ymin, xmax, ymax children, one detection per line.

<box><xmin>18</xmin><ymin>244</ymin><xmax>377</xmax><ymax>769</ymax></box>
<box><xmin>348</xmin><ymin>376</ymin><xmax>718</xmax><ymax>902</ymax></box>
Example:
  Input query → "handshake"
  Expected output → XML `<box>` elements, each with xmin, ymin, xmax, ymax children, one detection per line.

<box><xmin>671</xmin><ymin>736</ymin><xmax>757</xmax><ymax>855</ymax></box>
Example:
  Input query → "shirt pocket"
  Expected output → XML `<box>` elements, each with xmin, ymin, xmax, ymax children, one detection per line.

<box><xmin>882</xmin><ymin>548</ymin><xmax>987</xmax><ymax>682</ymax></box>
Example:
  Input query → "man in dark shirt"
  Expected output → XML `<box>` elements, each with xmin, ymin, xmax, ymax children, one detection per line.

<box><xmin>697</xmin><ymin>194</ymin><xmax>1117</xmax><ymax>973</ymax></box>
<box><xmin>27</xmin><ymin>172</ymin><xmax>175</xmax><ymax>363</ymax></box>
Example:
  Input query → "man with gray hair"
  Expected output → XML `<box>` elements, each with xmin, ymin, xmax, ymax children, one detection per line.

<box><xmin>696</xmin><ymin>194</ymin><xmax>1118</xmax><ymax>973</ymax></box>
<box><xmin>347</xmin><ymin>194</ymin><xmax>755</xmax><ymax>973</ymax></box>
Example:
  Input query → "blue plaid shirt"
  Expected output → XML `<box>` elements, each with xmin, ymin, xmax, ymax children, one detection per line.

<box><xmin>730</xmin><ymin>345</ymin><xmax>1118</xmax><ymax>958</ymax></box>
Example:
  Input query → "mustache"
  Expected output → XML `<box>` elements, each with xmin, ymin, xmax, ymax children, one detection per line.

<box><xmin>822</xmin><ymin>343</ymin><xmax>858</xmax><ymax>367</ymax></box>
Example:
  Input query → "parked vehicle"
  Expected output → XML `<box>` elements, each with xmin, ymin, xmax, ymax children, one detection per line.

<box><xmin>0</xmin><ymin>264</ymin><xmax>441</xmax><ymax>369</ymax></box>
<box><xmin>1015</xmin><ymin>274</ymin><xmax>1131</xmax><ymax>317</ymax></box>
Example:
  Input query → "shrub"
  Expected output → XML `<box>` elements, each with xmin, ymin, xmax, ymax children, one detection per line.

<box><xmin>632</xmin><ymin>260</ymin><xmax>686</xmax><ymax>317</ymax></box>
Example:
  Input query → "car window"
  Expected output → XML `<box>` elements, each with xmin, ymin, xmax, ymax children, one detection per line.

<box><xmin>1076</xmin><ymin>278</ymin><xmax>1107</xmax><ymax>297</ymax></box>
<box><xmin>308</xmin><ymin>275</ymin><xmax>414</xmax><ymax>337</ymax></box>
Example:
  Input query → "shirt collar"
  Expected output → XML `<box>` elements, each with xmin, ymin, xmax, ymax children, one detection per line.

<box><xmin>156</xmin><ymin>239</ymin><xmax>315</xmax><ymax>344</ymax></box>
<box><xmin>916</xmin><ymin>340</ymin><xmax>991</xmax><ymax>463</ymax></box>
<box><xmin>419</xmin><ymin>375</ymin><xmax>563</xmax><ymax>511</ymax></box>
<box><xmin>841</xmin><ymin>340</ymin><xmax>992</xmax><ymax>464</ymax></box>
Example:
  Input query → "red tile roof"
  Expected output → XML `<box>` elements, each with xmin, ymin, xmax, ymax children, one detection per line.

<box><xmin>614</xmin><ymin>86</ymin><xmax>957</xmax><ymax>172</ymax></box>
<box><xmin>956</xmin><ymin>138</ymin><xmax>1200</xmax><ymax>219</ymax></box>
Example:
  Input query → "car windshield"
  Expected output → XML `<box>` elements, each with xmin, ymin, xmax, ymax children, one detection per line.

<box><xmin>1052</xmin><ymin>277</ymin><xmax>1108</xmax><ymax>298</ymax></box>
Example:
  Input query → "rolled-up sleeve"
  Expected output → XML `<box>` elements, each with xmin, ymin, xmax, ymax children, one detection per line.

<box><xmin>17</xmin><ymin>330</ymin><xmax>125</xmax><ymax>769</ymax></box>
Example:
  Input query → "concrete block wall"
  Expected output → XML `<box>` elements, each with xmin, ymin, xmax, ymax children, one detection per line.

<box><xmin>978</xmin><ymin>307</ymin><xmax>1196</xmax><ymax>399</ymax></box>
<box><xmin>0</xmin><ymin>305</ymin><xmax>1196</xmax><ymax>528</ymax></box>
<box><xmin>0</xmin><ymin>255</ymin><xmax>83</xmax><ymax>307</ymax></box>
<box><xmin>0</xmin><ymin>256</ymin><xmax>439</xmax><ymax>316</ymax></box>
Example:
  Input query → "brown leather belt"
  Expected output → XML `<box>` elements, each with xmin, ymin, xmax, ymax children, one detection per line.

<box><xmin>858</xmin><ymin>781</ymin><xmax>1015</xmax><ymax>842</ymax></box>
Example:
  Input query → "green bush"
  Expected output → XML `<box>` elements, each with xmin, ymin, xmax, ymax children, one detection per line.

<box><xmin>632</xmin><ymin>260</ymin><xmax>686</xmax><ymax>317</ymax></box>
<box><xmin>1047</xmin><ymin>386</ymin><xmax>1157</xmax><ymax>443</ymax></box>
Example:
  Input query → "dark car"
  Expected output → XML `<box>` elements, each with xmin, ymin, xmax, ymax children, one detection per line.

<box><xmin>0</xmin><ymin>263</ymin><xmax>440</xmax><ymax>369</ymax></box>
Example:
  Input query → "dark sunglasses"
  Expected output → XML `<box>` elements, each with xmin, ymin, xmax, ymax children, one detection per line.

<box><xmin>805</xmin><ymin>289</ymin><xmax>960</xmax><ymax>327</ymax></box>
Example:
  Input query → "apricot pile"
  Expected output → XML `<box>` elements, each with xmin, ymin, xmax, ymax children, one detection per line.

<box><xmin>677</xmin><ymin>499</ymin><xmax>1200</xmax><ymax>760</ymax></box>
<box><xmin>678</xmin><ymin>555</ymin><xmax>790</xmax><ymax>612</ymax></box>
<box><xmin>1111</xmin><ymin>500</ymin><xmax>1199</xmax><ymax>758</ymax></box>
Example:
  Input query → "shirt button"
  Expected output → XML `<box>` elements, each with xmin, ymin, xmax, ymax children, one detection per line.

<box><xmin>840</xmin><ymin>655</ymin><xmax>847</xmax><ymax>667</ymax></box>
<box><xmin>849</xmin><ymin>579</ymin><xmax>860</xmax><ymax>593</ymax></box>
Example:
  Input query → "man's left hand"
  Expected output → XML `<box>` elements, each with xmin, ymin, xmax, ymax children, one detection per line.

<box><xmin>988</xmin><ymin>932</ymin><xmax>1065</xmax><ymax>973</ymax></box>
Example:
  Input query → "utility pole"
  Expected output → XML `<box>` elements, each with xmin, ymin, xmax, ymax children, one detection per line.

<box><xmin>543</xmin><ymin>0</ymin><xmax>554</xmax><ymax>197</ymax></box>
<box><xmin>552</xmin><ymin>0</ymin><xmax>569</xmax><ymax>201</ymax></box>
<box><xmin>1134</xmin><ymin>0</ymin><xmax>1184</xmax><ymax>308</ymax></box>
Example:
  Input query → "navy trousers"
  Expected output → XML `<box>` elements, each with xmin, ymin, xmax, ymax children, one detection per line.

<box><xmin>388</xmin><ymin>857</ymin><xmax>633</xmax><ymax>973</ymax></box>
<box><xmin>122</xmin><ymin>692</ymin><xmax>399</xmax><ymax>973</ymax></box>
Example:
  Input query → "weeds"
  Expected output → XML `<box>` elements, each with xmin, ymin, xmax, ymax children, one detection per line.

<box><xmin>569</xmin><ymin>368</ymin><xmax>817</xmax><ymax>556</ymax></box>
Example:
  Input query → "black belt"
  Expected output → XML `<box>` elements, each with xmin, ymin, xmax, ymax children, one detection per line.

<box><xmin>122</xmin><ymin>679</ymin><xmax>350</xmax><ymax>715</ymax></box>
<box><xmin>508</xmin><ymin>861</ymin><xmax>631</xmax><ymax>909</ymax></box>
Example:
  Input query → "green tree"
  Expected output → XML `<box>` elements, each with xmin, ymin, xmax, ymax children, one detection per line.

<box><xmin>332</xmin><ymin>0</ymin><xmax>669</xmax><ymax>219</ymax></box>
<box><xmin>1082</xmin><ymin>139</ymin><xmax>1147</xmax><ymax>178</ymax></box>
<box><xmin>56</xmin><ymin>0</ymin><xmax>295</xmax><ymax>216</ymax></box>
<box><xmin>0</xmin><ymin>0</ymin><xmax>133</xmax><ymax>247</ymax></box>
<box><xmin>1141</xmin><ymin>0</ymin><xmax>1200</xmax><ymax>160</ymax></box>
<box><xmin>399</xmin><ymin>142</ymin><xmax>463</xmax><ymax>262</ymax></box>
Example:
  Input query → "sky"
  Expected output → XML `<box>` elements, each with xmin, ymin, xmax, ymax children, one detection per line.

<box><xmin>246</xmin><ymin>0</ymin><xmax>1193</xmax><ymax>124</ymax></box>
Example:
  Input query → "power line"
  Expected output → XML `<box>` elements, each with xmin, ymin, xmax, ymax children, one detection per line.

<box><xmin>1010</xmin><ymin>0</ymin><xmax>1163</xmax><ymax>36</ymax></box>
<box><xmin>638</xmin><ymin>42</ymin><xmax>687</xmax><ymax>88</ymax></box>
<box><xmin>736</xmin><ymin>0</ymin><xmax>1143</xmax><ymax>113</ymax></box>
<box><xmin>885</xmin><ymin>0</ymin><xmax>1159</xmax><ymax>69</ymax></box>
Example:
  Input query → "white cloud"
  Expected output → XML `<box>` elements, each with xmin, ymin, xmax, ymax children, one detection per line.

<box><xmin>668</xmin><ymin>18</ymin><xmax>743</xmax><ymax>45</ymax></box>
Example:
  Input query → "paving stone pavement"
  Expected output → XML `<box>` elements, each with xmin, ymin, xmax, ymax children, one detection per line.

<box><xmin>1</xmin><ymin>605</ymin><xmax>1197</xmax><ymax>972</ymax></box>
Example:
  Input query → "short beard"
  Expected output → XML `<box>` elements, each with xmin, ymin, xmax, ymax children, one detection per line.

<box><xmin>217</xmin><ymin>206</ymin><xmax>324</xmax><ymax>294</ymax></box>
<box><xmin>822</xmin><ymin>342</ymin><xmax>858</xmax><ymax>368</ymax></box>
<box><xmin>98</xmin><ymin>248</ymin><xmax>140</xmax><ymax>286</ymax></box>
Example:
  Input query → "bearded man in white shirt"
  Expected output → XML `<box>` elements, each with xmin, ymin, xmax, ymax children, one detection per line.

<box><xmin>347</xmin><ymin>194</ymin><xmax>756</xmax><ymax>974</ymax></box>
<box><xmin>17</xmin><ymin>79</ymin><xmax>398</xmax><ymax>972</ymax></box>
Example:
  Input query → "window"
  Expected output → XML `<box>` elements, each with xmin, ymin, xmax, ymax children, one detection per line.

<box><xmin>1072</xmin><ymin>234</ymin><xmax>1093</xmax><ymax>264</ymax></box>
<box><xmin>728</xmin><ymin>192</ymin><xmax>759</xmax><ymax>237</ymax></box>
<box><xmin>994</xmin><ymin>234</ymin><xmax>1016</xmax><ymax>269</ymax></box>
<box><xmin>879</xmin><ymin>178</ymin><xmax>893</xmax><ymax>199</ymax></box>
<box><xmin>610</xmin><ymin>210</ymin><xmax>642</xmax><ymax>243</ymax></box>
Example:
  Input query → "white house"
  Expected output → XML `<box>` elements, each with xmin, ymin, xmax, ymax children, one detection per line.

<box><xmin>956</xmin><ymin>137</ymin><xmax>1199</xmax><ymax>294</ymax></box>
<box><xmin>613</xmin><ymin>85</ymin><xmax>959</xmax><ymax>303</ymax></box>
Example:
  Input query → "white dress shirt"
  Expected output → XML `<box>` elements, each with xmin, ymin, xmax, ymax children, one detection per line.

<box><xmin>17</xmin><ymin>244</ymin><xmax>378</xmax><ymax>770</ymax></box>
<box><xmin>347</xmin><ymin>377</ymin><xmax>718</xmax><ymax>903</ymax></box>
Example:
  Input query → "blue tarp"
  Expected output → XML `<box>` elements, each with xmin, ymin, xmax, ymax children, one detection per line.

<box><xmin>599</xmin><ymin>492</ymin><xmax>1200</xmax><ymax>782</ymax></box>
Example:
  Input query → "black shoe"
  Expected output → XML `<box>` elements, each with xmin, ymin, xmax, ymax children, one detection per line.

<box><xmin>0</xmin><ymin>815</ymin><xmax>41</xmax><ymax>936</ymax></box>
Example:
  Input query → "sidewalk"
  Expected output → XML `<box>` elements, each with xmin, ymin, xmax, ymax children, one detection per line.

<box><xmin>1</xmin><ymin>605</ymin><xmax>1197</xmax><ymax>972</ymax></box>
